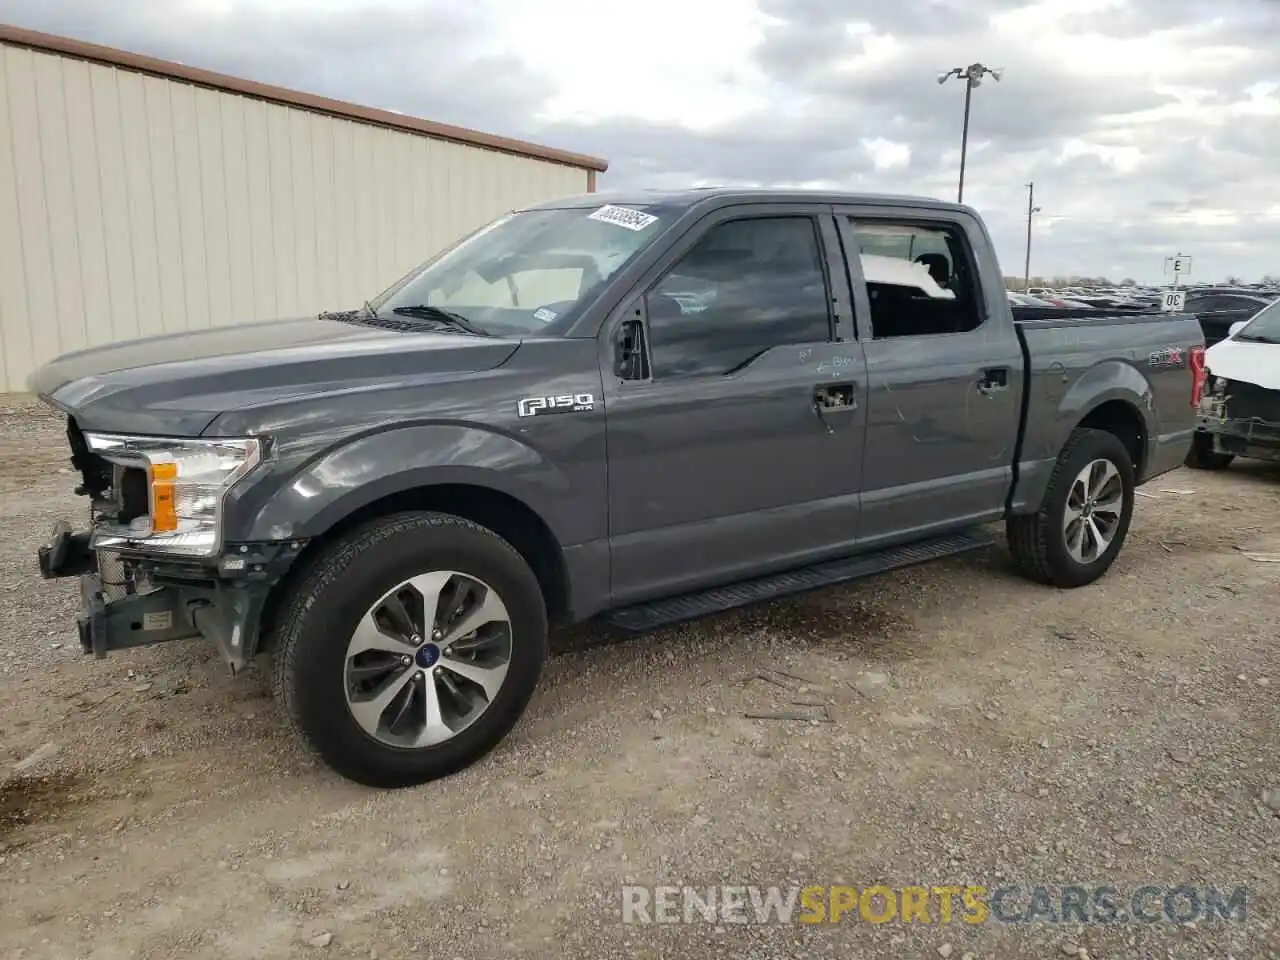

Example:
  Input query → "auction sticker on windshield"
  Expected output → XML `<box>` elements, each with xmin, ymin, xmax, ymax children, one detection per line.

<box><xmin>588</xmin><ymin>204</ymin><xmax>658</xmax><ymax>231</ymax></box>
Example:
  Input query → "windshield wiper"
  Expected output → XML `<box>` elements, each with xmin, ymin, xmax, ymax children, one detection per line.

<box><xmin>390</xmin><ymin>305</ymin><xmax>491</xmax><ymax>336</ymax></box>
<box><xmin>1235</xmin><ymin>333</ymin><xmax>1280</xmax><ymax>344</ymax></box>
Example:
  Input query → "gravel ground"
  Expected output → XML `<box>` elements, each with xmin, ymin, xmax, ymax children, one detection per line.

<box><xmin>0</xmin><ymin>392</ymin><xmax>1277</xmax><ymax>960</ymax></box>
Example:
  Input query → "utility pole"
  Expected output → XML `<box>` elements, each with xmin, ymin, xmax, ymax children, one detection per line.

<box><xmin>1023</xmin><ymin>182</ymin><xmax>1041</xmax><ymax>292</ymax></box>
<box><xmin>938</xmin><ymin>63</ymin><xmax>1003</xmax><ymax>203</ymax></box>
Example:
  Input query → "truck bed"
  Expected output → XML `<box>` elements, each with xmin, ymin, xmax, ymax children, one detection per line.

<box><xmin>1005</xmin><ymin>304</ymin><xmax>1205</xmax><ymax>513</ymax></box>
<box><xmin>1010</xmin><ymin>305</ymin><xmax>1168</xmax><ymax>326</ymax></box>
<box><xmin>1011</xmin><ymin>303</ymin><xmax>1233</xmax><ymax>346</ymax></box>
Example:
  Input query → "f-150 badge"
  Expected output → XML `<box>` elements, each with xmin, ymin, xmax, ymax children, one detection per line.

<box><xmin>517</xmin><ymin>393</ymin><xmax>596</xmax><ymax>417</ymax></box>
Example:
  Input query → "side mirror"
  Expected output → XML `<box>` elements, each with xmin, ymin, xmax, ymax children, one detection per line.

<box><xmin>1229</xmin><ymin>320</ymin><xmax>1248</xmax><ymax>338</ymax></box>
<box><xmin>613</xmin><ymin>302</ymin><xmax>649</xmax><ymax>381</ymax></box>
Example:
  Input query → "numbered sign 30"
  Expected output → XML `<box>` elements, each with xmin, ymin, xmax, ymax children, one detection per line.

<box><xmin>1161</xmin><ymin>290</ymin><xmax>1187</xmax><ymax>312</ymax></box>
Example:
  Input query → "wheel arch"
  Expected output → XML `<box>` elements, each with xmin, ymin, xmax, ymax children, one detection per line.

<box><xmin>1076</xmin><ymin>398</ymin><xmax>1149</xmax><ymax>477</ymax></box>
<box><xmin>257</xmin><ymin>483</ymin><xmax>572</xmax><ymax>655</ymax></box>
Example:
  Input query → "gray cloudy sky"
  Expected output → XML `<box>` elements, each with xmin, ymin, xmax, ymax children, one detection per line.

<box><xmin>7</xmin><ymin>0</ymin><xmax>1280</xmax><ymax>282</ymax></box>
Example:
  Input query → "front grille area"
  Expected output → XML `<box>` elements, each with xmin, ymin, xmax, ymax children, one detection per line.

<box><xmin>97</xmin><ymin>549</ymin><xmax>131</xmax><ymax>602</ymax></box>
<box><xmin>1224</xmin><ymin>381</ymin><xmax>1280</xmax><ymax>424</ymax></box>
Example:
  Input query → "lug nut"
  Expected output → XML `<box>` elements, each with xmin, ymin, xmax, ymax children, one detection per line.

<box><xmin>400</xmin><ymin>655</ymin><xmax>412</xmax><ymax>666</ymax></box>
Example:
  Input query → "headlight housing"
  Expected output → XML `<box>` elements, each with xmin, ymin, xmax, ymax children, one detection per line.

<box><xmin>84</xmin><ymin>434</ymin><xmax>264</xmax><ymax>557</ymax></box>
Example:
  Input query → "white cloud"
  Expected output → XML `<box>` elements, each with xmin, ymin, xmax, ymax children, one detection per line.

<box><xmin>861</xmin><ymin>137</ymin><xmax>911</xmax><ymax>170</ymax></box>
<box><xmin>5</xmin><ymin>0</ymin><xmax>1280</xmax><ymax>281</ymax></box>
<box><xmin>500</xmin><ymin>0</ymin><xmax>774</xmax><ymax>128</ymax></box>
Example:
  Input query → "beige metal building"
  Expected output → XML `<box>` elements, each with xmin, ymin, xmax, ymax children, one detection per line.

<box><xmin>0</xmin><ymin>24</ymin><xmax>608</xmax><ymax>393</ymax></box>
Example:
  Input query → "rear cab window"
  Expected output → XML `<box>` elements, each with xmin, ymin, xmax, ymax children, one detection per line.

<box><xmin>845</xmin><ymin>218</ymin><xmax>985</xmax><ymax>339</ymax></box>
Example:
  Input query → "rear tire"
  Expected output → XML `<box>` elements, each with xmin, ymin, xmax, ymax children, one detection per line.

<box><xmin>1007</xmin><ymin>428</ymin><xmax>1136</xmax><ymax>588</ymax></box>
<box><xmin>270</xmin><ymin>511</ymin><xmax>548</xmax><ymax>788</ymax></box>
<box><xmin>1184</xmin><ymin>431</ymin><xmax>1234</xmax><ymax>470</ymax></box>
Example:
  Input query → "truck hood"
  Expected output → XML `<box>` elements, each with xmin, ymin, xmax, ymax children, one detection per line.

<box><xmin>1205</xmin><ymin>337</ymin><xmax>1280</xmax><ymax>391</ymax></box>
<box><xmin>30</xmin><ymin>314</ymin><xmax>522</xmax><ymax>436</ymax></box>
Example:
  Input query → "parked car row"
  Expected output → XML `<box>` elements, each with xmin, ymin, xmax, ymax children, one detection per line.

<box><xmin>1011</xmin><ymin>286</ymin><xmax>1279</xmax><ymax>349</ymax></box>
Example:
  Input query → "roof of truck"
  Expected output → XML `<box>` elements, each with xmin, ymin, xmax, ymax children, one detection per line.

<box><xmin>522</xmin><ymin>186</ymin><xmax>964</xmax><ymax>213</ymax></box>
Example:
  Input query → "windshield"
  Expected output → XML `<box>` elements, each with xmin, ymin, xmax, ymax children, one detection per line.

<box><xmin>1234</xmin><ymin>299</ymin><xmax>1280</xmax><ymax>341</ymax></box>
<box><xmin>368</xmin><ymin>204</ymin><xmax>670</xmax><ymax>336</ymax></box>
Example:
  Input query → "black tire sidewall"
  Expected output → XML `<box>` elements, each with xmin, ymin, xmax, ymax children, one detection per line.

<box><xmin>1043</xmin><ymin>432</ymin><xmax>1136</xmax><ymax>587</ymax></box>
<box><xmin>287</xmin><ymin>518</ymin><xmax>548</xmax><ymax>787</ymax></box>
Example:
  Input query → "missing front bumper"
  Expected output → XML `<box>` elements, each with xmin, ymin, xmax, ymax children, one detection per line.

<box><xmin>1196</xmin><ymin>415</ymin><xmax>1280</xmax><ymax>462</ymax></box>
<box><xmin>73</xmin><ymin>572</ymin><xmax>274</xmax><ymax>671</ymax></box>
<box><xmin>75</xmin><ymin>572</ymin><xmax>200</xmax><ymax>657</ymax></box>
<box><xmin>39</xmin><ymin>528</ymin><xmax>305</xmax><ymax>671</ymax></box>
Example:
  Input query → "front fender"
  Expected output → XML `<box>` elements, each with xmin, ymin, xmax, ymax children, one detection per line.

<box><xmin>228</xmin><ymin>423</ymin><xmax>597</xmax><ymax>545</ymax></box>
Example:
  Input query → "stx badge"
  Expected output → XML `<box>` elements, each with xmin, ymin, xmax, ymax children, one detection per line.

<box><xmin>1148</xmin><ymin>347</ymin><xmax>1186</xmax><ymax>369</ymax></box>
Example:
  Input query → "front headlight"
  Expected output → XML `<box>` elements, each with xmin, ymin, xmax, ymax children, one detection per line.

<box><xmin>84</xmin><ymin>434</ymin><xmax>264</xmax><ymax>557</ymax></box>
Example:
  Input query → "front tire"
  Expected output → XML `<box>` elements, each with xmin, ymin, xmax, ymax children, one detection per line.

<box><xmin>1007</xmin><ymin>427</ymin><xmax>1136</xmax><ymax>588</ymax></box>
<box><xmin>270</xmin><ymin>511</ymin><xmax>548</xmax><ymax>788</ymax></box>
<box><xmin>1185</xmin><ymin>431</ymin><xmax>1234</xmax><ymax>470</ymax></box>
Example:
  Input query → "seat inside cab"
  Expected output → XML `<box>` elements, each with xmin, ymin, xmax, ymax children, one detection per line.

<box><xmin>855</xmin><ymin>222</ymin><xmax>984</xmax><ymax>338</ymax></box>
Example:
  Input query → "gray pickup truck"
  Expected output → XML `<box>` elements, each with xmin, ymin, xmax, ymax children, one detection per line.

<box><xmin>32</xmin><ymin>188</ymin><xmax>1204</xmax><ymax>788</ymax></box>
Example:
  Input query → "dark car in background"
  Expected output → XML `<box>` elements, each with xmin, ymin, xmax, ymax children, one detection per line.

<box><xmin>1184</xmin><ymin>290</ymin><xmax>1276</xmax><ymax>347</ymax></box>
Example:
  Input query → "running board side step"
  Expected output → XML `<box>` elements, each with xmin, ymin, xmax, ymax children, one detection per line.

<box><xmin>602</xmin><ymin>530</ymin><xmax>994</xmax><ymax>632</ymax></box>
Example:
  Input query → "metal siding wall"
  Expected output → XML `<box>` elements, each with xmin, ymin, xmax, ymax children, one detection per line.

<box><xmin>0</xmin><ymin>43</ymin><xmax>590</xmax><ymax>392</ymax></box>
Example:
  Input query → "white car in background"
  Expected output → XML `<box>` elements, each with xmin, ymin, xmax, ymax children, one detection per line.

<box><xmin>1187</xmin><ymin>299</ymin><xmax>1280</xmax><ymax>470</ymax></box>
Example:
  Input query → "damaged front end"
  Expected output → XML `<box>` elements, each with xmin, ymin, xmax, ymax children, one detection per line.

<box><xmin>1195</xmin><ymin>376</ymin><xmax>1280</xmax><ymax>462</ymax></box>
<box><xmin>37</xmin><ymin>415</ymin><xmax>305</xmax><ymax>672</ymax></box>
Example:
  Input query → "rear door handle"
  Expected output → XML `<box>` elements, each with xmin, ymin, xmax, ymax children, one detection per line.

<box><xmin>814</xmin><ymin>383</ymin><xmax>857</xmax><ymax>411</ymax></box>
<box><xmin>813</xmin><ymin>383</ymin><xmax>857</xmax><ymax>434</ymax></box>
<box><xmin>977</xmin><ymin>367</ymin><xmax>1009</xmax><ymax>395</ymax></box>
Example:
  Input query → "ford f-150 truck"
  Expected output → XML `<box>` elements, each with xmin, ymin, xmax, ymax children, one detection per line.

<box><xmin>31</xmin><ymin>189</ymin><xmax>1205</xmax><ymax>788</ymax></box>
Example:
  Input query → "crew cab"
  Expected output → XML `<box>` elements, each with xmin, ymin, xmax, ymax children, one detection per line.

<box><xmin>31</xmin><ymin>189</ymin><xmax>1204</xmax><ymax>788</ymax></box>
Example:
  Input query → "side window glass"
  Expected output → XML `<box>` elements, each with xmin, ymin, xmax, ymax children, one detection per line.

<box><xmin>850</xmin><ymin>219</ymin><xmax>984</xmax><ymax>339</ymax></box>
<box><xmin>643</xmin><ymin>216</ymin><xmax>831</xmax><ymax>380</ymax></box>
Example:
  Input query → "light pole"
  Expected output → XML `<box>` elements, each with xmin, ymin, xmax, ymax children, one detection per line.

<box><xmin>937</xmin><ymin>63</ymin><xmax>1002</xmax><ymax>204</ymax></box>
<box><xmin>1024</xmin><ymin>181</ymin><xmax>1041</xmax><ymax>292</ymax></box>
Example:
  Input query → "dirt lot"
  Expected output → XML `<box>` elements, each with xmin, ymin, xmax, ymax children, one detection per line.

<box><xmin>0</xmin><ymin>394</ymin><xmax>1276</xmax><ymax>960</ymax></box>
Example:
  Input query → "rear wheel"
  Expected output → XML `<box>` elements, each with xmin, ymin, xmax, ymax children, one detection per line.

<box><xmin>1185</xmin><ymin>431</ymin><xmax>1234</xmax><ymax>470</ymax></box>
<box><xmin>1007</xmin><ymin>427</ymin><xmax>1136</xmax><ymax>588</ymax></box>
<box><xmin>270</xmin><ymin>511</ymin><xmax>548</xmax><ymax>788</ymax></box>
